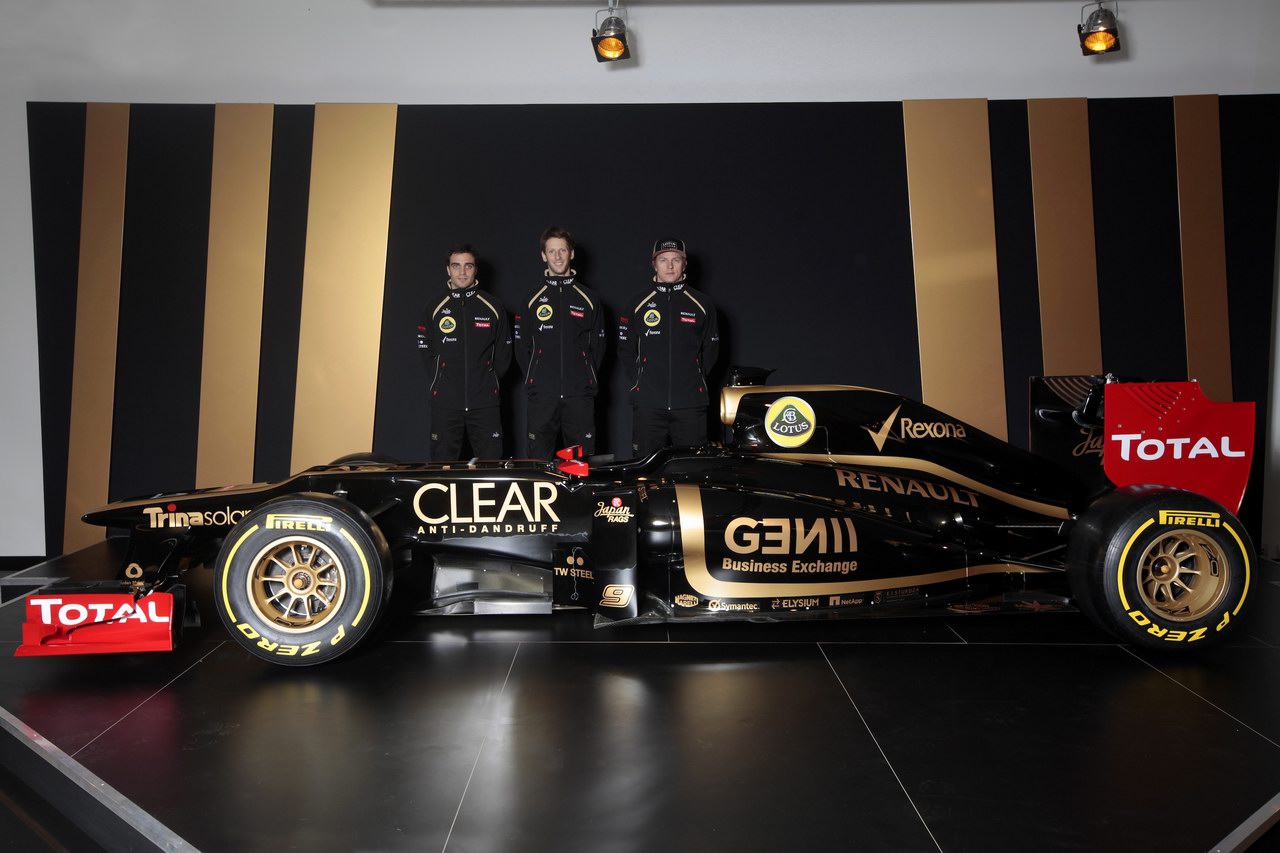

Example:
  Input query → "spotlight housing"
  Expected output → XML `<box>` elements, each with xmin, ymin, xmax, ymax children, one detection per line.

<box><xmin>1078</xmin><ymin>1</ymin><xmax>1121</xmax><ymax>56</ymax></box>
<box><xmin>592</xmin><ymin>4</ymin><xmax>632</xmax><ymax>63</ymax></box>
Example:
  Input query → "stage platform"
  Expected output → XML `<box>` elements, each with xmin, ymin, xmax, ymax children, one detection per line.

<box><xmin>3</xmin><ymin>540</ymin><xmax>1279</xmax><ymax>852</ymax></box>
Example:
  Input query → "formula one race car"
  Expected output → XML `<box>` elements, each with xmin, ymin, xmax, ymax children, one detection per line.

<box><xmin>18</xmin><ymin>370</ymin><xmax>1258</xmax><ymax>665</ymax></box>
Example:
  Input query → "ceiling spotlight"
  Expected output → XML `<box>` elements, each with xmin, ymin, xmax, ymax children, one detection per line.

<box><xmin>1078</xmin><ymin>1</ymin><xmax>1121</xmax><ymax>56</ymax></box>
<box><xmin>592</xmin><ymin>2</ymin><xmax>632</xmax><ymax>63</ymax></box>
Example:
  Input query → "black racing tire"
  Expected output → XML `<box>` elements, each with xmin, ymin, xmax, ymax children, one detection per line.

<box><xmin>328</xmin><ymin>451</ymin><xmax>399</xmax><ymax>466</ymax></box>
<box><xmin>214</xmin><ymin>493</ymin><xmax>392</xmax><ymax>666</ymax></box>
<box><xmin>1067</xmin><ymin>486</ymin><xmax>1255</xmax><ymax>651</ymax></box>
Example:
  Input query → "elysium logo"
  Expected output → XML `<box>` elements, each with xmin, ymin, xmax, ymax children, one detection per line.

<box><xmin>764</xmin><ymin>396</ymin><xmax>816</xmax><ymax>448</ymax></box>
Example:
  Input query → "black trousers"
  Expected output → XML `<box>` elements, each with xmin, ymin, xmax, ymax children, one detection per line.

<box><xmin>430</xmin><ymin>406</ymin><xmax>503</xmax><ymax>461</ymax></box>
<box><xmin>526</xmin><ymin>396</ymin><xmax>597</xmax><ymax>459</ymax></box>
<box><xmin>631</xmin><ymin>406</ymin><xmax>707</xmax><ymax>458</ymax></box>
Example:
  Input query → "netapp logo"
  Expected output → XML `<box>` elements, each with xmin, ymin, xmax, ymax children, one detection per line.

<box><xmin>143</xmin><ymin>504</ymin><xmax>248</xmax><ymax>529</ymax></box>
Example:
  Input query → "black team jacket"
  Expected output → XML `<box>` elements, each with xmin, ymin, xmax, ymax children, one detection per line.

<box><xmin>417</xmin><ymin>284</ymin><xmax>512</xmax><ymax>410</ymax></box>
<box><xmin>617</xmin><ymin>280</ymin><xmax>720</xmax><ymax>410</ymax></box>
<box><xmin>514</xmin><ymin>272</ymin><xmax>607</xmax><ymax>399</ymax></box>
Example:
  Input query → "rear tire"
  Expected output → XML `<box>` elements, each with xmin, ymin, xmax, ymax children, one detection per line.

<box><xmin>1067</xmin><ymin>486</ymin><xmax>1254</xmax><ymax>650</ymax></box>
<box><xmin>214</xmin><ymin>493</ymin><xmax>392</xmax><ymax>666</ymax></box>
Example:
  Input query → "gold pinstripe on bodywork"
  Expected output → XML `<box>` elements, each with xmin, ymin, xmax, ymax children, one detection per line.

<box><xmin>760</xmin><ymin>453</ymin><xmax>1070</xmax><ymax>519</ymax></box>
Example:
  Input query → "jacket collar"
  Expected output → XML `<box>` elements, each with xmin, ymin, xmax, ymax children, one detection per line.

<box><xmin>544</xmin><ymin>269</ymin><xmax>577</xmax><ymax>287</ymax></box>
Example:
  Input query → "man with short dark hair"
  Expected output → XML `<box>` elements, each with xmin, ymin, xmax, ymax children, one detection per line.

<box><xmin>514</xmin><ymin>226</ymin><xmax>606</xmax><ymax>457</ymax></box>
<box><xmin>417</xmin><ymin>244</ymin><xmax>511</xmax><ymax>460</ymax></box>
<box><xmin>618</xmin><ymin>238</ymin><xmax>720</xmax><ymax>457</ymax></box>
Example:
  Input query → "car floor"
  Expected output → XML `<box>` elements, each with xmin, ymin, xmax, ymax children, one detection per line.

<box><xmin>2</xmin><ymin>540</ymin><xmax>1279</xmax><ymax>852</ymax></box>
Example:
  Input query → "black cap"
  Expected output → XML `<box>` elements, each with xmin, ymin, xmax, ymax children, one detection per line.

<box><xmin>652</xmin><ymin>238</ymin><xmax>686</xmax><ymax>259</ymax></box>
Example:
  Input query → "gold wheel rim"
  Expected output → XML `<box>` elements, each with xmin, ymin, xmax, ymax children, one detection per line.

<box><xmin>1136</xmin><ymin>529</ymin><xmax>1227</xmax><ymax>622</ymax></box>
<box><xmin>246</xmin><ymin>535</ymin><xmax>346</xmax><ymax>633</ymax></box>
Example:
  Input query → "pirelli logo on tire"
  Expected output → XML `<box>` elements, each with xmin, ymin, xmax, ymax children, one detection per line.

<box><xmin>1157</xmin><ymin>510</ymin><xmax>1220</xmax><ymax>528</ymax></box>
<box><xmin>265</xmin><ymin>513</ymin><xmax>333</xmax><ymax>531</ymax></box>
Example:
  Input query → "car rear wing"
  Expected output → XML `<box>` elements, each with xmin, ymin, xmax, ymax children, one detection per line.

<box><xmin>1029</xmin><ymin>375</ymin><xmax>1254</xmax><ymax>513</ymax></box>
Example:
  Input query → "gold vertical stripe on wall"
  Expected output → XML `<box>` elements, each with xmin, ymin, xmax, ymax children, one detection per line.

<box><xmin>290</xmin><ymin>104</ymin><xmax>397</xmax><ymax>472</ymax></box>
<box><xmin>196</xmin><ymin>104</ymin><xmax>274</xmax><ymax>488</ymax></box>
<box><xmin>1026</xmin><ymin>99</ymin><xmax>1103</xmax><ymax>376</ymax></box>
<box><xmin>902</xmin><ymin>99</ymin><xmax>1007</xmax><ymax>440</ymax></box>
<box><xmin>64</xmin><ymin>103</ymin><xmax>129</xmax><ymax>552</ymax></box>
<box><xmin>1173</xmin><ymin>94</ymin><xmax>1233</xmax><ymax>401</ymax></box>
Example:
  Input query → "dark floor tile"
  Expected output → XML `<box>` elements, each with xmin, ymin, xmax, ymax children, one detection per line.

<box><xmin>70</xmin><ymin>640</ymin><xmax>522</xmax><ymax>851</ymax></box>
<box><xmin>449</xmin><ymin>642</ymin><xmax>938</xmax><ymax>853</ymax></box>
<box><xmin>1125</xmin><ymin>644</ymin><xmax>1280</xmax><ymax>746</ymax></box>
<box><xmin>822</xmin><ymin>643</ymin><xmax>1280</xmax><ymax>852</ymax></box>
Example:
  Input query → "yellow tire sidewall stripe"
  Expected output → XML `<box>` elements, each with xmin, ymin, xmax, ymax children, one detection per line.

<box><xmin>1223</xmin><ymin>521</ymin><xmax>1251</xmax><ymax>615</ymax></box>
<box><xmin>220</xmin><ymin>524</ymin><xmax>261</xmax><ymax>623</ymax></box>
<box><xmin>1116</xmin><ymin>518</ymin><xmax>1154</xmax><ymax>612</ymax></box>
<box><xmin>339</xmin><ymin>527</ymin><xmax>373</xmax><ymax>628</ymax></box>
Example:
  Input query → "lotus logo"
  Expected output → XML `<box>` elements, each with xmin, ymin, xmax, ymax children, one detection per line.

<box><xmin>764</xmin><ymin>396</ymin><xmax>817</xmax><ymax>448</ymax></box>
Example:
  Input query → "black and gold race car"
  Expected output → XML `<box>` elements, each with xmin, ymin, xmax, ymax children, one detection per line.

<box><xmin>18</xmin><ymin>370</ymin><xmax>1258</xmax><ymax>665</ymax></box>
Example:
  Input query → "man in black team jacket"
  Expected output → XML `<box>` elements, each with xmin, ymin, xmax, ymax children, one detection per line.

<box><xmin>417</xmin><ymin>244</ymin><xmax>512</xmax><ymax>460</ymax></box>
<box><xmin>514</xmin><ymin>226</ymin><xmax>607</xmax><ymax>457</ymax></box>
<box><xmin>618</xmin><ymin>238</ymin><xmax>720</xmax><ymax>457</ymax></box>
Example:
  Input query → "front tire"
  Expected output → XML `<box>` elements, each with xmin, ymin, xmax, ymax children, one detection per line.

<box><xmin>1067</xmin><ymin>487</ymin><xmax>1254</xmax><ymax>650</ymax></box>
<box><xmin>214</xmin><ymin>494</ymin><xmax>392</xmax><ymax>666</ymax></box>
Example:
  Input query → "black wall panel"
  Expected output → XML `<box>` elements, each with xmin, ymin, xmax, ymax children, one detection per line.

<box><xmin>1220</xmin><ymin>94</ymin><xmax>1280</xmax><ymax>539</ymax></box>
<box><xmin>253</xmin><ymin>105</ymin><xmax>314</xmax><ymax>483</ymax></box>
<box><xmin>28</xmin><ymin>102</ymin><xmax>86</xmax><ymax>556</ymax></box>
<box><xmin>109</xmin><ymin>105</ymin><xmax>215</xmax><ymax>501</ymax></box>
<box><xmin>988</xmin><ymin>100</ymin><xmax>1043</xmax><ymax>449</ymax></box>
<box><xmin>1089</xmin><ymin>98</ymin><xmax>1187</xmax><ymax>381</ymax></box>
<box><xmin>376</xmin><ymin>102</ymin><xmax>919</xmax><ymax>459</ymax></box>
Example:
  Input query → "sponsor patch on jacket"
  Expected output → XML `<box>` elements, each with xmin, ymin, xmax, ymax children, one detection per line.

<box><xmin>536</xmin><ymin>304</ymin><xmax>554</xmax><ymax>321</ymax></box>
<box><xmin>439</xmin><ymin>316</ymin><xmax>457</xmax><ymax>333</ymax></box>
<box><xmin>680</xmin><ymin>316</ymin><xmax>697</xmax><ymax>324</ymax></box>
<box><xmin>475</xmin><ymin>320</ymin><xmax>491</xmax><ymax>328</ymax></box>
<box><xmin>643</xmin><ymin>309</ymin><xmax>661</xmax><ymax>327</ymax></box>
<box><xmin>570</xmin><ymin>309</ymin><xmax>585</xmax><ymax>318</ymax></box>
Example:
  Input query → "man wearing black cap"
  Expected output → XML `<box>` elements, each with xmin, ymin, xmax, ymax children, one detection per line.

<box><xmin>417</xmin><ymin>243</ymin><xmax>511</xmax><ymax>460</ymax></box>
<box><xmin>514</xmin><ymin>226</ymin><xmax>607</xmax><ymax>458</ymax></box>
<box><xmin>618</xmin><ymin>238</ymin><xmax>720</xmax><ymax>457</ymax></box>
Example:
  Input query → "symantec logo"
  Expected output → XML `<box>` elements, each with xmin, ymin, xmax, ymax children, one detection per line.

<box><xmin>1104</xmin><ymin>381</ymin><xmax>1255</xmax><ymax>514</ymax></box>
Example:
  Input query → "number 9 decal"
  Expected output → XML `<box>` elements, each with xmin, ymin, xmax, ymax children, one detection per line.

<box><xmin>599</xmin><ymin>584</ymin><xmax>635</xmax><ymax>608</ymax></box>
